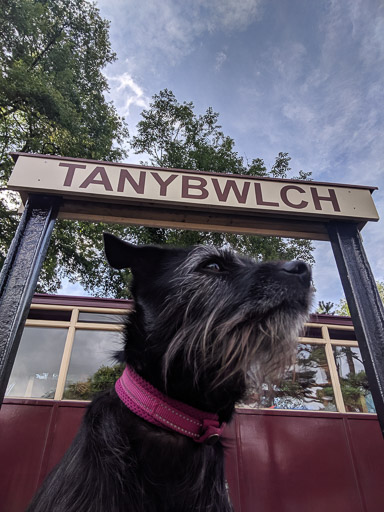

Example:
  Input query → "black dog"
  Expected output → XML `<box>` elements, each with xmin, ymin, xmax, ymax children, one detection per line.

<box><xmin>28</xmin><ymin>234</ymin><xmax>312</xmax><ymax>512</ymax></box>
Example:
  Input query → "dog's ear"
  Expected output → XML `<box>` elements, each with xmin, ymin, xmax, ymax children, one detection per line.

<box><xmin>103</xmin><ymin>233</ymin><xmax>168</xmax><ymax>271</ymax></box>
<box><xmin>103</xmin><ymin>233</ymin><xmax>138</xmax><ymax>269</ymax></box>
<box><xmin>104</xmin><ymin>233</ymin><xmax>187</xmax><ymax>273</ymax></box>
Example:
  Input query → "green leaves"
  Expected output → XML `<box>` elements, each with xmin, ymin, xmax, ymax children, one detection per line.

<box><xmin>335</xmin><ymin>281</ymin><xmax>384</xmax><ymax>316</ymax></box>
<box><xmin>63</xmin><ymin>363</ymin><xmax>125</xmax><ymax>400</ymax></box>
<box><xmin>317</xmin><ymin>301</ymin><xmax>336</xmax><ymax>315</ymax></box>
<box><xmin>0</xmin><ymin>0</ymin><xmax>128</xmax><ymax>292</ymax></box>
<box><xmin>0</xmin><ymin>0</ymin><xmax>127</xmax><ymax>164</ymax></box>
<box><xmin>129</xmin><ymin>89</ymin><xmax>315</xmax><ymax>269</ymax></box>
<box><xmin>131</xmin><ymin>89</ymin><xmax>244</xmax><ymax>173</ymax></box>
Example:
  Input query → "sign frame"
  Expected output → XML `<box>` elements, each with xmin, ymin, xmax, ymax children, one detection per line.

<box><xmin>7</xmin><ymin>153</ymin><xmax>379</xmax><ymax>241</ymax></box>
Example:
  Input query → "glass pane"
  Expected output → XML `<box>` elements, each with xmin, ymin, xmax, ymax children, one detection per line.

<box><xmin>78</xmin><ymin>312</ymin><xmax>125</xmax><ymax>324</ymax></box>
<box><xmin>302</xmin><ymin>326</ymin><xmax>323</xmax><ymax>339</ymax></box>
<box><xmin>6</xmin><ymin>327</ymin><xmax>67</xmax><ymax>399</ymax></box>
<box><xmin>63</xmin><ymin>330</ymin><xmax>124</xmax><ymax>400</ymax></box>
<box><xmin>27</xmin><ymin>309</ymin><xmax>72</xmax><ymax>321</ymax></box>
<box><xmin>328</xmin><ymin>328</ymin><xmax>356</xmax><ymax>341</ymax></box>
<box><xmin>242</xmin><ymin>343</ymin><xmax>337</xmax><ymax>411</ymax></box>
<box><xmin>333</xmin><ymin>346</ymin><xmax>376</xmax><ymax>413</ymax></box>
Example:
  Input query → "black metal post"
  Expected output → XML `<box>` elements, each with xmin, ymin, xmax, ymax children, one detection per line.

<box><xmin>0</xmin><ymin>194</ymin><xmax>60</xmax><ymax>406</ymax></box>
<box><xmin>327</xmin><ymin>221</ymin><xmax>384</xmax><ymax>435</ymax></box>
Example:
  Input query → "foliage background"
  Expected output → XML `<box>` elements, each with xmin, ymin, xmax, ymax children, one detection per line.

<box><xmin>0</xmin><ymin>1</ymin><xmax>315</xmax><ymax>299</ymax></box>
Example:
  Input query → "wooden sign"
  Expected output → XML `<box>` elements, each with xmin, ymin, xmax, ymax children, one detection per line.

<box><xmin>7</xmin><ymin>153</ymin><xmax>379</xmax><ymax>240</ymax></box>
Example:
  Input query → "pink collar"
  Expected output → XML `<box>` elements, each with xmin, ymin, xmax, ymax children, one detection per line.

<box><xmin>115</xmin><ymin>366</ymin><xmax>225</xmax><ymax>443</ymax></box>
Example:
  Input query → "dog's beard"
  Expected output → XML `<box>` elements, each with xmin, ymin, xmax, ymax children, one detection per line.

<box><xmin>162</xmin><ymin>306</ymin><xmax>307</xmax><ymax>396</ymax></box>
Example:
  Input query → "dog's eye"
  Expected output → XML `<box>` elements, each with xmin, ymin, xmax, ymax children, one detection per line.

<box><xmin>202</xmin><ymin>261</ymin><xmax>223</xmax><ymax>272</ymax></box>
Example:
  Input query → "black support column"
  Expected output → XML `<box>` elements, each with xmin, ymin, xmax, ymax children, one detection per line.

<box><xmin>0</xmin><ymin>194</ymin><xmax>60</xmax><ymax>405</ymax></box>
<box><xmin>327</xmin><ymin>221</ymin><xmax>384</xmax><ymax>435</ymax></box>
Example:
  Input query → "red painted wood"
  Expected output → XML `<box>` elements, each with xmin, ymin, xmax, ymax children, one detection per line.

<box><xmin>222</xmin><ymin>420</ymin><xmax>242</xmax><ymax>512</ymax></box>
<box><xmin>32</xmin><ymin>293</ymin><xmax>132</xmax><ymax>309</ymax></box>
<box><xmin>1</xmin><ymin>400</ymin><xmax>384</xmax><ymax>512</ymax></box>
<box><xmin>346</xmin><ymin>416</ymin><xmax>384</xmax><ymax>512</ymax></box>
<box><xmin>31</xmin><ymin>293</ymin><xmax>351</xmax><ymax>326</ymax></box>
<box><xmin>0</xmin><ymin>401</ymin><xmax>54</xmax><ymax>512</ymax></box>
<box><xmin>235</xmin><ymin>410</ymin><xmax>366</xmax><ymax>512</ymax></box>
<box><xmin>38</xmin><ymin>403</ymin><xmax>87</xmax><ymax>487</ymax></box>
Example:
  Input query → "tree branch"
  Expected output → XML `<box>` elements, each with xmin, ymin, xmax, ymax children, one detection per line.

<box><xmin>29</xmin><ymin>24</ymin><xmax>67</xmax><ymax>70</ymax></box>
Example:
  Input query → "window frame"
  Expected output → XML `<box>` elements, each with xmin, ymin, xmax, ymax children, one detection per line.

<box><xmin>21</xmin><ymin>304</ymin><xmax>126</xmax><ymax>401</ymax></box>
<box><xmin>238</xmin><ymin>321</ymin><xmax>373</xmax><ymax>415</ymax></box>
<box><xmin>14</xmin><ymin>303</ymin><xmax>376</xmax><ymax>415</ymax></box>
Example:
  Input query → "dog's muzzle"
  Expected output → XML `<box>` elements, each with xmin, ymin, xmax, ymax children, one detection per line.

<box><xmin>280</xmin><ymin>260</ymin><xmax>312</xmax><ymax>287</ymax></box>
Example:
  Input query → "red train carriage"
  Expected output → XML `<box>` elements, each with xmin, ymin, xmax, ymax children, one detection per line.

<box><xmin>1</xmin><ymin>294</ymin><xmax>383</xmax><ymax>512</ymax></box>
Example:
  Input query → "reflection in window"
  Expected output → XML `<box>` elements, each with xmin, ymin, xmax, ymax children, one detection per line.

<box><xmin>63</xmin><ymin>330</ymin><xmax>124</xmax><ymax>400</ymax></box>
<box><xmin>78</xmin><ymin>312</ymin><xmax>125</xmax><ymax>324</ymax></box>
<box><xmin>6</xmin><ymin>327</ymin><xmax>67</xmax><ymax>399</ymax></box>
<box><xmin>243</xmin><ymin>344</ymin><xmax>336</xmax><ymax>411</ymax></box>
<box><xmin>333</xmin><ymin>346</ymin><xmax>376</xmax><ymax>413</ymax></box>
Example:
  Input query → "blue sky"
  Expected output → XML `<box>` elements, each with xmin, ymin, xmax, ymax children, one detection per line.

<box><xmin>62</xmin><ymin>0</ymin><xmax>384</xmax><ymax>310</ymax></box>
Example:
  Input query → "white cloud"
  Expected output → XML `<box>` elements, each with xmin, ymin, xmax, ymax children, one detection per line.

<box><xmin>282</xmin><ymin>103</ymin><xmax>315</xmax><ymax>124</ymax></box>
<box><xmin>58</xmin><ymin>278</ymin><xmax>92</xmax><ymax>297</ymax></box>
<box><xmin>215</xmin><ymin>51</ymin><xmax>227</xmax><ymax>71</ymax></box>
<box><xmin>97</xmin><ymin>0</ymin><xmax>263</xmax><ymax>73</ymax></box>
<box><xmin>209</xmin><ymin>0</ymin><xmax>263</xmax><ymax>30</ymax></box>
<box><xmin>106</xmin><ymin>72</ymin><xmax>150</xmax><ymax>117</ymax></box>
<box><xmin>236</xmin><ymin>1</ymin><xmax>384</xmax><ymax>186</ymax></box>
<box><xmin>271</xmin><ymin>42</ymin><xmax>307</xmax><ymax>83</ymax></box>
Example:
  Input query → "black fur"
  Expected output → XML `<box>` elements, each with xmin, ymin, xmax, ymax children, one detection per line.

<box><xmin>27</xmin><ymin>235</ymin><xmax>312</xmax><ymax>511</ymax></box>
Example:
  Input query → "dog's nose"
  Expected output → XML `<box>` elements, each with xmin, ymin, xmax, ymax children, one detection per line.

<box><xmin>280</xmin><ymin>261</ymin><xmax>312</xmax><ymax>285</ymax></box>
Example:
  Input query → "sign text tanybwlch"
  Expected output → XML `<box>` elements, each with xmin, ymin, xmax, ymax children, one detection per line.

<box><xmin>8</xmin><ymin>154</ymin><xmax>379</xmax><ymax>223</ymax></box>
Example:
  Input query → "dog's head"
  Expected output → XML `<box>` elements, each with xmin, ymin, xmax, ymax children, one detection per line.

<box><xmin>104</xmin><ymin>233</ymin><xmax>313</xmax><ymax>418</ymax></box>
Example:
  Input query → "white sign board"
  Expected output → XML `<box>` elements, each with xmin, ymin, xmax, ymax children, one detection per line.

<box><xmin>8</xmin><ymin>154</ymin><xmax>379</xmax><ymax>224</ymax></box>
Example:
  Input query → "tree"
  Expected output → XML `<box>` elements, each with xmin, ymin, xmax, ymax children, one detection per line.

<box><xmin>0</xmin><ymin>0</ymin><xmax>128</xmax><ymax>161</ymax></box>
<box><xmin>316</xmin><ymin>301</ymin><xmax>335</xmax><ymax>315</ymax></box>
<box><xmin>333</xmin><ymin>346</ymin><xmax>374</xmax><ymax>413</ymax></box>
<box><xmin>243</xmin><ymin>343</ymin><xmax>336</xmax><ymax>411</ymax></box>
<box><xmin>335</xmin><ymin>281</ymin><xmax>384</xmax><ymax>316</ymax></box>
<box><xmin>130</xmin><ymin>89</ymin><xmax>315</xmax><ymax>264</ymax></box>
<box><xmin>131</xmin><ymin>89</ymin><xmax>244</xmax><ymax>173</ymax></box>
<box><xmin>0</xmin><ymin>0</ymin><xmax>129</xmax><ymax>288</ymax></box>
<box><xmin>1</xmin><ymin>67</ymin><xmax>315</xmax><ymax>296</ymax></box>
<box><xmin>63</xmin><ymin>363</ymin><xmax>124</xmax><ymax>401</ymax></box>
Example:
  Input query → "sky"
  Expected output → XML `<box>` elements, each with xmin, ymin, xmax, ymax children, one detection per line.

<box><xmin>61</xmin><ymin>0</ymin><xmax>384</xmax><ymax>311</ymax></box>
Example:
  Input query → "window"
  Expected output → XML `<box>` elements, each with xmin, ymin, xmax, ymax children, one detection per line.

<box><xmin>6</xmin><ymin>303</ymin><xmax>127</xmax><ymax>401</ymax></box>
<box><xmin>333</xmin><ymin>346</ymin><xmax>376</xmax><ymax>413</ymax></box>
<box><xmin>6</xmin><ymin>327</ymin><xmax>67</xmax><ymax>399</ymax></box>
<box><xmin>243</xmin><ymin>343</ymin><xmax>336</xmax><ymax>411</ymax></box>
<box><xmin>27</xmin><ymin>309</ymin><xmax>72</xmax><ymax>321</ymax></box>
<box><xmin>272</xmin><ymin>344</ymin><xmax>336</xmax><ymax>411</ymax></box>
<box><xmin>63</xmin><ymin>330</ymin><xmax>123</xmax><ymax>400</ymax></box>
<box><xmin>328</xmin><ymin>328</ymin><xmax>356</xmax><ymax>341</ymax></box>
<box><xmin>77</xmin><ymin>312</ymin><xmax>125</xmax><ymax>324</ymax></box>
<box><xmin>6</xmin><ymin>301</ymin><xmax>377</xmax><ymax>415</ymax></box>
<box><xmin>239</xmin><ymin>323</ymin><xmax>376</xmax><ymax>414</ymax></box>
